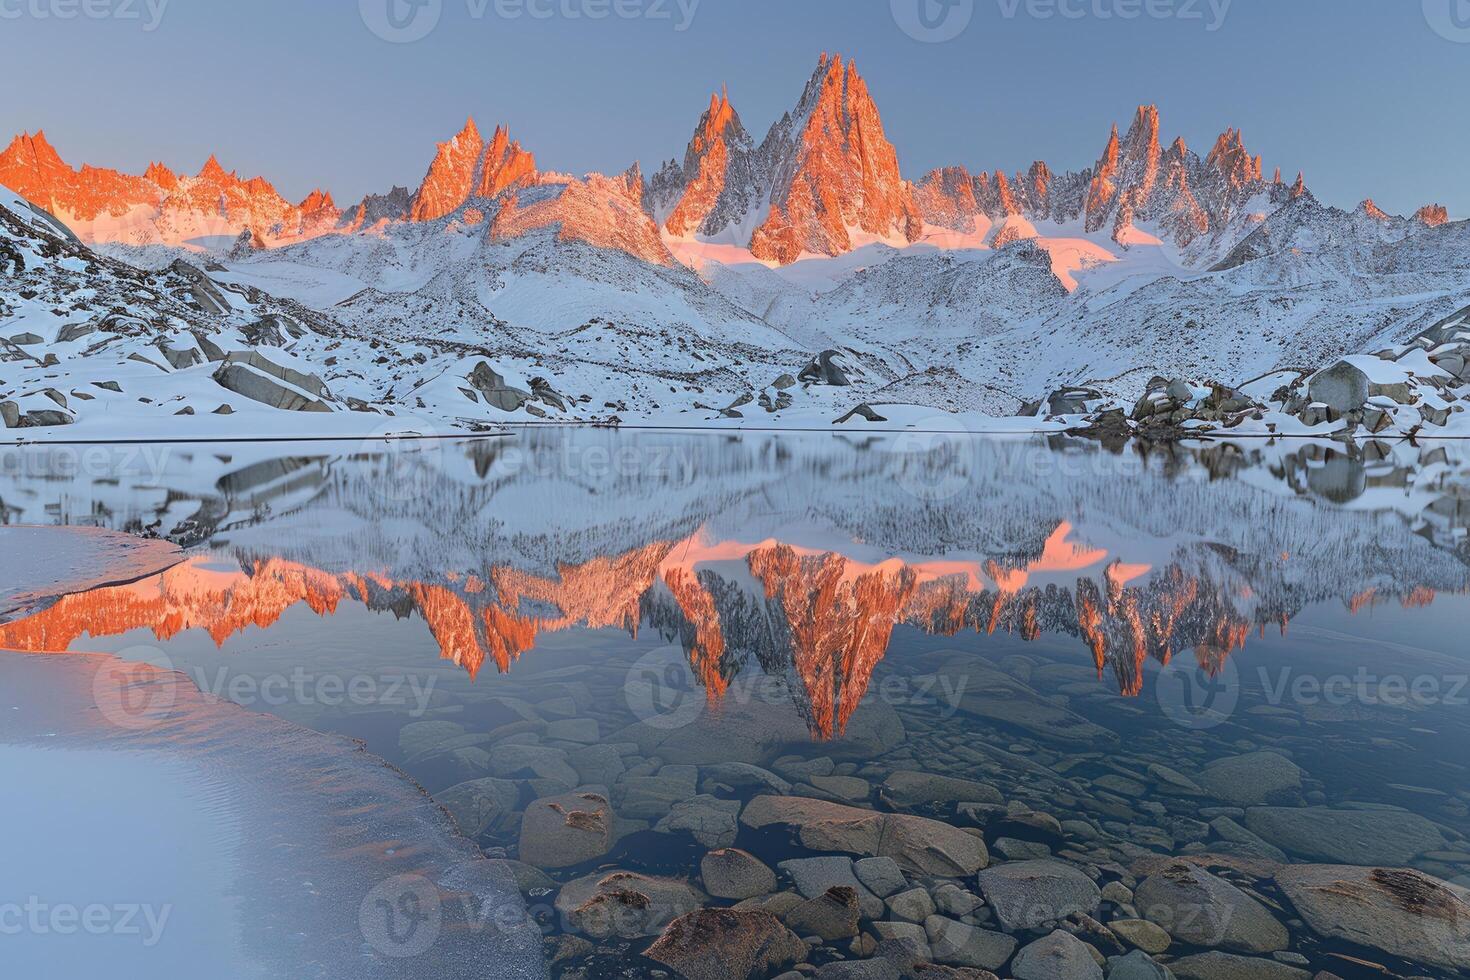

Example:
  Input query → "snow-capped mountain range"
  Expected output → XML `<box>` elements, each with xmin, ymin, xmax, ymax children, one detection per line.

<box><xmin>3</xmin><ymin>52</ymin><xmax>1470</xmax><ymax>437</ymax></box>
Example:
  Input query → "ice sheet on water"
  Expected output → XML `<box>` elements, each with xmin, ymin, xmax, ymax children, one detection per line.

<box><xmin>0</xmin><ymin>525</ymin><xmax>183</xmax><ymax>622</ymax></box>
<box><xmin>0</xmin><ymin>650</ymin><xmax>547</xmax><ymax>979</ymax></box>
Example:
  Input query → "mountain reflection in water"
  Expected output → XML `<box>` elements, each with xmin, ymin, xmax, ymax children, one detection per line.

<box><xmin>3</xmin><ymin>431</ymin><xmax>1468</xmax><ymax>741</ymax></box>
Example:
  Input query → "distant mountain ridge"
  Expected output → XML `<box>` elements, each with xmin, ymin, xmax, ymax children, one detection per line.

<box><xmin>0</xmin><ymin>53</ymin><xmax>1450</xmax><ymax>265</ymax></box>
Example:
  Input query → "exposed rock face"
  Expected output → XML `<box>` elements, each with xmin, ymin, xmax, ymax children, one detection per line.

<box><xmin>644</xmin><ymin>908</ymin><xmax>806</xmax><ymax>980</ymax></box>
<box><xmin>211</xmin><ymin>351</ymin><xmax>333</xmax><ymax>412</ymax></box>
<box><xmin>0</xmin><ymin>131</ymin><xmax>339</xmax><ymax>245</ymax></box>
<box><xmin>659</xmin><ymin>88</ymin><xmax>761</xmax><ymax>239</ymax></box>
<box><xmin>749</xmin><ymin>54</ymin><xmax>923</xmax><ymax>264</ymax></box>
<box><xmin>913</xmin><ymin>105</ymin><xmax>1286</xmax><ymax>250</ymax></box>
<box><xmin>1275</xmin><ymin>864</ymin><xmax>1470</xmax><ymax>973</ymax></box>
<box><xmin>409</xmin><ymin>117</ymin><xmax>486</xmax><ymax>222</ymax></box>
<box><xmin>1415</xmin><ymin>203</ymin><xmax>1451</xmax><ymax>227</ymax></box>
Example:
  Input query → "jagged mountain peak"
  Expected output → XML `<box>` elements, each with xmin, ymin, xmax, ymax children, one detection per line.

<box><xmin>1416</xmin><ymin>203</ymin><xmax>1450</xmax><ymax>227</ymax></box>
<box><xmin>748</xmin><ymin>52</ymin><xmax>921</xmax><ymax>263</ymax></box>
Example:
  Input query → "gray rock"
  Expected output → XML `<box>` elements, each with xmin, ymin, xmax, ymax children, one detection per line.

<box><xmin>800</xmin><ymin>350</ymin><xmax>853</xmax><ymax>386</ymax></box>
<box><xmin>923</xmin><ymin>915</ymin><xmax>1016</xmax><ymax>971</ymax></box>
<box><xmin>544</xmin><ymin>718</ymin><xmax>599</xmax><ymax>744</ymax></box>
<box><xmin>1166</xmin><ymin>952</ymin><xmax>1309</xmax><ymax>980</ymax></box>
<box><xmin>1108</xmin><ymin>918</ymin><xmax>1170</xmax><ymax>955</ymax></box>
<box><xmin>854</xmin><ymin>857</ymin><xmax>907</xmax><ymax>898</ymax></box>
<box><xmin>211</xmin><ymin>351</ymin><xmax>333</xmax><ymax>412</ymax></box>
<box><xmin>815</xmin><ymin>960</ymin><xmax>901</xmax><ymax>980</ymax></box>
<box><xmin>1197</xmin><ymin>753</ymin><xmax>1301</xmax><ymax>807</ymax></box>
<box><xmin>932</xmin><ymin>883</ymin><xmax>982</xmax><ymax>917</ymax></box>
<box><xmin>702</xmin><ymin>848</ymin><xmax>778</xmax><ymax>900</ymax></box>
<box><xmin>779</xmin><ymin>856</ymin><xmax>885</xmax><ymax>919</ymax></box>
<box><xmin>1010</xmin><ymin>930</ymin><xmax>1103</xmax><ymax>980</ymax></box>
<box><xmin>975</xmin><ymin>859</ymin><xmax>1102</xmax><ymax>931</ymax></box>
<box><xmin>0</xmin><ymin>400</ymin><xmax>18</xmax><ymax>428</ymax></box>
<box><xmin>398</xmin><ymin>720</ymin><xmax>465</xmax><ymax>758</ymax></box>
<box><xmin>881</xmin><ymin>770</ymin><xmax>1004</xmax><ymax>809</ymax></box>
<box><xmin>745</xmin><ymin>797</ymin><xmax>987</xmax><ymax>875</ymax></box>
<box><xmin>655</xmin><ymin>794</ymin><xmax>741</xmax><ymax>848</ymax></box>
<box><xmin>466</xmin><ymin>361</ymin><xmax>533</xmax><ymax>412</ymax></box>
<box><xmin>701</xmin><ymin>763</ymin><xmax>793</xmax><ymax>796</ymax></box>
<box><xmin>887</xmin><ymin>887</ymin><xmax>936</xmax><ymax>924</ymax></box>
<box><xmin>1107</xmin><ymin>949</ymin><xmax>1175</xmax><ymax>979</ymax></box>
<box><xmin>437</xmin><ymin>776</ymin><xmax>520</xmax><ymax>837</ymax></box>
<box><xmin>1275</xmin><ymin>864</ymin><xmax>1470</xmax><ymax>973</ymax></box>
<box><xmin>518</xmin><ymin>792</ymin><xmax>614</xmax><ymax>868</ymax></box>
<box><xmin>618</xmin><ymin>768</ymin><xmax>700</xmax><ymax>819</ymax></box>
<box><xmin>1134</xmin><ymin>862</ymin><xmax>1287</xmax><ymax>954</ymax></box>
<box><xmin>488</xmin><ymin>743</ymin><xmax>579</xmax><ymax>787</ymax></box>
<box><xmin>1244</xmin><ymin>806</ymin><xmax>1447</xmax><ymax>865</ymax></box>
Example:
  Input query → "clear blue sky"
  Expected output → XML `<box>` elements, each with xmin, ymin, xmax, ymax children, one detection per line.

<box><xmin>3</xmin><ymin>0</ymin><xmax>1464</xmax><ymax>217</ymax></box>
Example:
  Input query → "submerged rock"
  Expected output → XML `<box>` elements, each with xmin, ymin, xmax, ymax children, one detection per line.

<box><xmin>1133</xmin><ymin>861</ymin><xmax>1288</xmax><ymax>953</ymax></box>
<box><xmin>1244</xmin><ymin>806</ymin><xmax>1447</xmax><ymax>865</ymax></box>
<box><xmin>518</xmin><ymin>792</ymin><xmax>614</xmax><ymax>868</ymax></box>
<box><xmin>554</xmin><ymin>870</ymin><xmax>707</xmax><ymax>939</ymax></box>
<box><xmin>1275</xmin><ymin>864</ymin><xmax>1470</xmax><ymax>973</ymax></box>
<box><xmin>1165</xmin><ymin>951</ymin><xmax>1309</xmax><ymax>979</ymax></box>
<box><xmin>644</xmin><ymin>908</ymin><xmax>806</xmax><ymax>980</ymax></box>
<box><xmin>701</xmin><ymin>848</ymin><xmax>778</xmax><ymax>900</ymax></box>
<box><xmin>1196</xmin><ymin>752</ymin><xmax>1302</xmax><ymax>807</ymax></box>
<box><xmin>975</xmin><ymin>859</ymin><xmax>1101</xmax><ymax>931</ymax></box>
<box><xmin>743</xmin><ymin>796</ymin><xmax>988</xmax><ymax>875</ymax></box>
<box><xmin>1010</xmin><ymin>930</ymin><xmax>1103</xmax><ymax>980</ymax></box>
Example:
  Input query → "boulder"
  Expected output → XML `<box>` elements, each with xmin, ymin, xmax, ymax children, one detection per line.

<box><xmin>743</xmin><ymin>797</ymin><xmax>987</xmax><ymax>875</ymax></box>
<box><xmin>1308</xmin><ymin>360</ymin><xmax>1384</xmax><ymax>415</ymax></box>
<box><xmin>437</xmin><ymin>776</ymin><xmax>521</xmax><ymax>837</ymax></box>
<box><xmin>1275</xmin><ymin>864</ymin><xmax>1470</xmax><ymax>973</ymax></box>
<box><xmin>1133</xmin><ymin>862</ymin><xmax>1288</xmax><ymax>953</ymax></box>
<box><xmin>212</xmin><ymin>351</ymin><xmax>332</xmax><ymax>412</ymax></box>
<box><xmin>1107</xmin><ymin>950</ymin><xmax>1176</xmax><ymax>980</ymax></box>
<box><xmin>0</xmin><ymin>401</ymin><xmax>18</xmax><ymax>428</ymax></box>
<box><xmin>800</xmin><ymin>350</ymin><xmax>853</xmax><ymax>386</ymax></box>
<box><xmin>835</xmin><ymin>403</ymin><xmax>889</xmax><ymax>424</ymax></box>
<box><xmin>701</xmin><ymin>849</ymin><xmax>778</xmax><ymax>900</ymax></box>
<box><xmin>517</xmin><ymin>792</ymin><xmax>615</xmax><ymax>868</ymax></box>
<box><xmin>554</xmin><ymin>870</ymin><xmax>707</xmax><ymax>939</ymax></box>
<box><xmin>655</xmin><ymin>794</ymin><xmax>741</xmax><ymax>848</ymax></box>
<box><xmin>1196</xmin><ymin>752</ymin><xmax>1301</xmax><ymax>806</ymax></box>
<box><xmin>1109</xmin><ymin>918</ymin><xmax>1170</xmax><ymax>954</ymax></box>
<box><xmin>854</xmin><ymin>857</ymin><xmax>907</xmax><ymax>898</ymax></box>
<box><xmin>1165</xmin><ymin>952</ymin><xmax>1309</xmax><ymax>980</ymax></box>
<box><xmin>975</xmin><ymin>859</ymin><xmax>1101</xmax><ymax>931</ymax></box>
<box><xmin>785</xmin><ymin>886</ymin><xmax>861</xmax><ymax>940</ymax></box>
<box><xmin>778</xmin><ymin>856</ymin><xmax>885</xmax><ymax>919</ymax></box>
<box><xmin>1244</xmin><ymin>806</ymin><xmax>1447</xmax><ymax>866</ymax></box>
<box><xmin>1010</xmin><ymin>930</ymin><xmax>1103</xmax><ymax>980</ymax></box>
<box><xmin>644</xmin><ymin>908</ymin><xmax>806</xmax><ymax>980</ymax></box>
<box><xmin>922</xmin><ymin>916</ymin><xmax>1016</xmax><ymax>971</ymax></box>
<box><xmin>467</xmin><ymin>361</ymin><xmax>534</xmax><ymax>412</ymax></box>
<box><xmin>881</xmin><ymin>771</ymin><xmax>1004</xmax><ymax>809</ymax></box>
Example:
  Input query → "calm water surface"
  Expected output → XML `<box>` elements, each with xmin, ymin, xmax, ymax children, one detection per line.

<box><xmin>4</xmin><ymin>430</ymin><xmax>1470</xmax><ymax>978</ymax></box>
